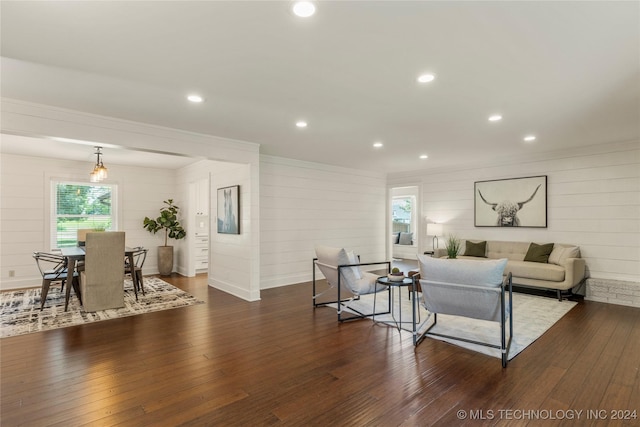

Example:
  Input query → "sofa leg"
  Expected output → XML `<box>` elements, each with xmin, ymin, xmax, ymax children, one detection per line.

<box><xmin>557</xmin><ymin>289</ymin><xmax>562</xmax><ymax>301</ymax></box>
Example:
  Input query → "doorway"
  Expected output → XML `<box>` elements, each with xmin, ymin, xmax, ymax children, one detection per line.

<box><xmin>389</xmin><ymin>185</ymin><xmax>420</xmax><ymax>263</ymax></box>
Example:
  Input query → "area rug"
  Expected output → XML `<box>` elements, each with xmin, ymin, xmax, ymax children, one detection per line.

<box><xmin>330</xmin><ymin>289</ymin><xmax>577</xmax><ymax>361</ymax></box>
<box><xmin>0</xmin><ymin>277</ymin><xmax>204</xmax><ymax>338</ymax></box>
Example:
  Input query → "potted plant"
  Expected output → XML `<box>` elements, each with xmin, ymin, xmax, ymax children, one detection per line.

<box><xmin>143</xmin><ymin>199</ymin><xmax>186</xmax><ymax>276</ymax></box>
<box><xmin>445</xmin><ymin>234</ymin><xmax>461</xmax><ymax>259</ymax></box>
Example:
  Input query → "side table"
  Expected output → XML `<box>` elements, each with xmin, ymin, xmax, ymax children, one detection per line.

<box><xmin>373</xmin><ymin>277</ymin><xmax>419</xmax><ymax>340</ymax></box>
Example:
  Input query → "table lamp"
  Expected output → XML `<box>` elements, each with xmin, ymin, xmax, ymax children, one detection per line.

<box><xmin>426</xmin><ymin>223</ymin><xmax>443</xmax><ymax>249</ymax></box>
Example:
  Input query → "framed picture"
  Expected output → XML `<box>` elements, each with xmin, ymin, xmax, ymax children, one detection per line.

<box><xmin>217</xmin><ymin>185</ymin><xmax>240</xmax><ymax>234</ymax></box>
<box><xmin>474</xmin><ymin>176</ymin><xmax>547</xmax><ymax>227</ymax></box>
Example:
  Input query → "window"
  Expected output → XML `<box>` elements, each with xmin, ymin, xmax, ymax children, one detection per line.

<box><xmin>392</xmin><ymin>196</ymin><xmax>416</xmax><ymax>236</ymax></box>
<box><xmin>51</xmin><ymin>181</ymin><xmax>117</xmax><ymax>248</ymax></box>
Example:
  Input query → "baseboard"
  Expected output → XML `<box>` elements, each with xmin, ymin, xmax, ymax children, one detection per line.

<box><xmin>209</xmin><ymin>278</ymin><xmax>261</xmax><ymax>302</ymax></box>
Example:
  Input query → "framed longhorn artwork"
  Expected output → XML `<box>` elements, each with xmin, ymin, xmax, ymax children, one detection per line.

<box><xmin>474</xmin><ymin>176</ymin><xmax>547</xmax><ymax>228</ymax></box>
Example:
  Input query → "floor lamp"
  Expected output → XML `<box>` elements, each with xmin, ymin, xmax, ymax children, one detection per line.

<box><xmin>427</xmin><ymin>223</ymin><xmax>443</xmax><ymax>250</ymax></box>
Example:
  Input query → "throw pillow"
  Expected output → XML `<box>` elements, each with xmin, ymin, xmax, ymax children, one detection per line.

<box><xmin>399</xmin><ymin>232</ymin><xmax>413</xmax><ymax>245</ymax></box>
<box><xmin>463</xmin><ymin>240</ymin><xmax>487</xmax><ymax>257</ymax></box>
<box><xmin>346</xmin><ymin>250</ymin><xmax>363</xmax><ymax>280</ymax></box>
<box><xmin>417</xmin><ymin>254</ymin><xmax>507</xmax><ymax>288</ymax></box>
<box><xmin>548</xmin><ymin>246</ymin><xmax>580</xmax><ymax>265</ymax></box>
<box><xmin>524</xmin><ymin>242</ymin><xmax>554</xmax><ymax>263</ymax></box>
<box><xmin>314</xmin><ymin>246</ymin><xmax>360</xmax><ymax>286</ymax></box>
<box><xmin>392</xmin><ymin>232</ymin><xmax>401</xmax><ymax>244</ymax></box>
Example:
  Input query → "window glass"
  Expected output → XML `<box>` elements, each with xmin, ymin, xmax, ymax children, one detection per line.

<box><xmin>52</xmin><ymin>182</ymin><xmax>116</xmax><ymax>247</ymax></box>
<box><xmin>392</xmin><ymin>196</ymin><xmax>415</xmax><ymax>235</ymax></box>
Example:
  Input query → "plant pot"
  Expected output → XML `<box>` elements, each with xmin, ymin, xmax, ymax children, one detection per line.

<box><xmin>157</xmin><ymin>246</ymin><xmax>174</xmax><ymax>276</ymax></box>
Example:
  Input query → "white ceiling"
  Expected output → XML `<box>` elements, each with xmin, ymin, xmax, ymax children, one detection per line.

<box><xmin>1</xmin><ymin>1</ymin><xmax>638</xmax><ymax>173</ymax></box>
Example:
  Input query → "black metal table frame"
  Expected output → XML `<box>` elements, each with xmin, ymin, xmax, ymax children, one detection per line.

<box><xmin>373</xmin><ymin>276</ymin><xmax>422</xmax><ymax>345</ymax></box>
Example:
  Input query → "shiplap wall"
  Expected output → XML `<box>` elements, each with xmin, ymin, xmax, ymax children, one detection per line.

<box><xmin>210</xmin><ymin>163</ymin><xmax>260</xmax><ymax>300</ymax></box>
<box><xmin>0</xmin><ymin>153</ymin><xmax>178</xmax><ymax>290</ymax></box>
<box><xmin>388</xmin><ymin>140</ymin><xmax>640</xmax><ymax>283</ymax></box>
<box><xmin>260</xmin><ymin>155</ymin><xmax>387</xmax><ymax>289</ymax></box>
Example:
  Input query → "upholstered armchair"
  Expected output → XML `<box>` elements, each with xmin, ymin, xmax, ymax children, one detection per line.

<box><xmin>416</xmin><ymin>255</ymin><xmax>513</xmax><ymax>367</ymax></box>
<box><xmin>80</xmin><ymin>231</ymin><xmax>125</xmax><ymax>312</ymax></box>
<box><xmin>313</xmin><ymin>246</ymin><xmax>390</xmax><ymax>322</ymax></box>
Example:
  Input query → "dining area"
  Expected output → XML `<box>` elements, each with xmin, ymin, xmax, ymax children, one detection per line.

<box><xmin>33</xmin><ymin>229</ymin><xmax>148</xmax><ymax>313</ymax></box>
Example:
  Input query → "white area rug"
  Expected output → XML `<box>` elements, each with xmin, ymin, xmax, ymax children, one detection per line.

<box><xmin>332</xmin><ymin>289</ymin><xmax>577</xmax><ymax>361</ymax></box>
<box><xmin>0</xmin><ymin>277</ymin><xmax>204</xmax><ymax>338</ymax></box>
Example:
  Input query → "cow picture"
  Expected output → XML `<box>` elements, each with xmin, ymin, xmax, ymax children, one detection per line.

<box><xmin>474</xmin><ymin>176</ymin><xmax>547</xmax><ymax>228</ymax></box>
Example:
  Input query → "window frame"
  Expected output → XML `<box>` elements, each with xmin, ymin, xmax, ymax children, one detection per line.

<box><xmin>50</xmin><ymin>179</ymin><xmax>118</xmax><ymax>248</ymax></box>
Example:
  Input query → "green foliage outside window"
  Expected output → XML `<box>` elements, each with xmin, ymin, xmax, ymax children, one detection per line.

<box><xmin>54</xmin><ymin>183</ymin><xmax>114</xmax><ymax>247</ymax></box>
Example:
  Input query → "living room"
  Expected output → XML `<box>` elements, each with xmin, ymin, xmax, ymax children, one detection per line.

<box><xmin>1</xmin><ymin>1</ymin><xmax>639</xmax><ymax>424</ymax></box>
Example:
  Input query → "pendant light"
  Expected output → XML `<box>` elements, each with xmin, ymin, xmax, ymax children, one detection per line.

<box><xmin>89</xmin><ymin>146</ymin><xmax>108</xmax><ymax>182</ymax></box>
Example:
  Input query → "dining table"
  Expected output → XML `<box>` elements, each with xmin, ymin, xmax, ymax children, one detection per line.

<box><xmin>60</xmin><ymin>246</ymin><xmax>144</xmax><ymax>311</ymax></box>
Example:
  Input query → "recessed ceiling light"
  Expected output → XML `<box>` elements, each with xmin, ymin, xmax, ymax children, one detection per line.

<box><xmin>292</xmin><ymin>1</ymin><xmax>316</xmax><ymax>18</ymax></box>
<box><xmin>296</xmin><ymin>121</ymin><xmax>308</xmax><ymax>128</ymax></box>
<box><xmin>524</xmin><ymin>135</ymin><xmax>536</xmax><ymax>142</ymax></box>
<box><xmin>488</xmin><ymin>114</ymin><xmax>502</xmax><ymax>122</ymax></box>
<box><xmin>373</xmin><ymin>142</ymin><xmax>383</xmax><ymax>148</ymax></box>
<box><xmin>419</xmin><ymin>154</ymin><xmax>428</xmax><ymax>159</ymax></box>
<box><xmin>187</xmin><ymin>94</ymin><xmax>204</xmax><ymax>103</ymax></box>
<box><xmin>417</xmin><ymin>73</ymin><xmax>435</xmax><ymax>83</ymax></box>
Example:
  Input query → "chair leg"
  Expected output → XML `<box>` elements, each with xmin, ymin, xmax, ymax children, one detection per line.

<box><xmin>40</xmin><ymin>279</ymin><xmax>52</xmax><ymax>311</ymax></box>
<box><xmin>136</xmin><ymin>269</ymin><xmax>145</xmax><ymax>295</ymax></box>
<box><xmin>66</xmin><ymin>276</ymin><xmax>81</xmax><ymax>311</ymax></box>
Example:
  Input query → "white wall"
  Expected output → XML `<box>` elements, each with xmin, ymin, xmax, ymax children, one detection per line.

<box><xmin>388</xmin><ymin>140</ymin><xmax>640</xmax><ymax>283</ymax></box>
<box><xmin>210</xmin><ymin>163</ymin><xmax>260</xmax><ymax>300</ymax></box>
<box><xmin>260</xmin><ymin>155</ymin><xmax>387</xmax><ymax>289</ymax></box>
<box><xmin>0</xmin><ymin>153</ymin><xmax>178</xmax><ymax>290</ymax></box>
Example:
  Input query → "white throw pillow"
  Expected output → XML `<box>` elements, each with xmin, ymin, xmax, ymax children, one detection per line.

<box><xmin>314</xmin><ymin>245</ymin><xmax>362</xmax><ymax>285</ymax></box>
<box><xmin>399</xmin><ymin>232</ymin><xmax>413</xmax><ymax>245</ymax></box>
<box><xmin>548</xmin><ymin>246</ymin><xmax>580</xmax><ymax>265</ymax></box>
<box><xmin>417</xmin><ymin>254</ymin><xmax>507</xmax><ymax>288</ymax></box>
<box><xmin>347</xmin><ymin>250</ymin><xmax>363</xmax><ymax>280</ymax></box>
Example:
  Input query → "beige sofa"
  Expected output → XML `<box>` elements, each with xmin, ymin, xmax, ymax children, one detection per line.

<box><xmin>434</xmin><ymin>240</ymin><xmax>586</xmax><ymax>300</ymax></box>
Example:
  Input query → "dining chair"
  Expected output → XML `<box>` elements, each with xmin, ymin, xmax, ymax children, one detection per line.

<box><xmin>125</xmin><ymin>247</ymin><xmax>148</xmax><ymax>296</ymax></box>
<box><xmin>77</xmin><ymin>229</ymin><xmax>92</xmax><ymax>246</ymax></box>
<box><xmin>80</xmin><ymin>231</ymin><xmax>125</xmax><ymax>312</ymax></box>
<box><xmin>33</xmin><ymin>251</ymin><xmax>80</xmax><ymax>310</ymax></box>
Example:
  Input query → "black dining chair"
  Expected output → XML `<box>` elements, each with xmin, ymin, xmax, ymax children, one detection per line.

<box><xmin>125</xmin><ymin>248</ymin><xmax>148</xmax><ymax>296</ymax></box>
<box><xmin>33</xmin><ymin>251</ymin><xmax>80</xmax><ymax>310</ymax></box>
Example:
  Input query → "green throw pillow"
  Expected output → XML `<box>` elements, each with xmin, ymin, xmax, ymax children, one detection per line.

<box><xmin>524</xmin><ymin>242</ymin><xmax>554</xmax><ymax>263</ymax></box>
<box><xmin>463</xmin><ymin>240</ymin><xmax>486</xmax><ymax>257</ymax></box>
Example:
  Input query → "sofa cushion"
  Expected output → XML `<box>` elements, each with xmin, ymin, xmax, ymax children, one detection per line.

<box><xmin>486</xmin><ymin>241</ymin><xmax>530</xmax><ymax>261</ymax></box>
<box><xmin>399</xmin><ymin>232</ymin><xmax>413</xmax><ymax>245</ymax></box>
<box><xmin>548</xmin><ymin>245</ymin><xmax>580</xmax><ymax>265</ymax></box>
<box><xmin>417</xmin><ymin>255</ymin><xmax>507</xmax><ymax>288</ymax></box>
<box><xmin>392</xmin><ymin>232</ymin><xmax>401</xmax><ymax>244</ymax></box>
<box><xmin>505</xmin><ymin>260</ymin><xmax>565</xmax><ymax>282</ymax></box>
<box><xmin>463</xmin><ymin>240</ymin><xmax>486</xmax><ymax>257</ymax></box>
<box><xmin>524</xmin><ymin>243</ymin><xmax>554</xmax><ymax>263</ymax></box>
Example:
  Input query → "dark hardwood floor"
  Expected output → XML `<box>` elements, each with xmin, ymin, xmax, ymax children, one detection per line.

<box><xmin>2</xmin><ymin>274</ymin><xmax>639</xmax><ymax>426</ymax></box>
